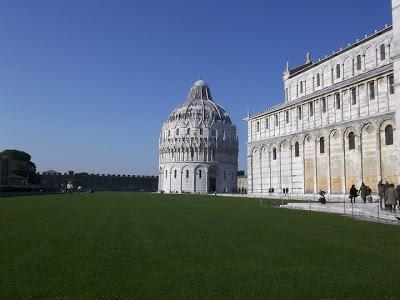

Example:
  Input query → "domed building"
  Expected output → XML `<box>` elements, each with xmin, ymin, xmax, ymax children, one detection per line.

<box><xmin>158</xmin><ymin>79</ymin><xmax>238</xmax><ymax>194</ymax></box>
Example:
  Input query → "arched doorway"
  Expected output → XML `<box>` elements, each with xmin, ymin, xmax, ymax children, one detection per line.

<box><xmin>208</xmin><ymin>166</ymin><xmax>218</xmax><ymax>193</ymax></box>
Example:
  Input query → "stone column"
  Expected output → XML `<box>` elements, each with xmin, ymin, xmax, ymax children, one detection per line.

<box><xmin>357</xmin><ymin>133</ymin><xmax>363</xmax><ymax>186</ymax></box>
<box><xmin>392</xmin><ymin>0</ymin><xmax>400</xmax><ymax>183</ymax></box>
<box><xmin>376</xmin><ymin>130</ymin><xmax>382</xmax><ymax>181</ymax></box>
<box><xmin>260</xmin><ymin>150</ymin><xmax>263</xmax><ymax>194</ymax></box>
<box><xmin>314</xmin><ymin>139</ymin><xmax>318</xmax><ymax>193</ymax></box>
<box><xmin>342</xmin><ymin>132</ymin><xmax>347</xmax><ymax>194</ymax></box>
<box><xmin>327</xmin><ymin>140</ymin><xmax>331</xmax><ymax>194</ymax></box>
<box><xmin>180</xmin><ymin>171</ymin><xmax>183</xmax><ymax>193</ymax></box>
<box><xmin>290</xmin><ymin>144</ymin><xmax>293</xmax><ymax>194</ymax></box>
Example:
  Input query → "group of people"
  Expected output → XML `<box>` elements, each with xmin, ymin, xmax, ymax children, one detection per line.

<box><xmin>349</xmin><ymin>183</ymin><xmax>372</xmax><ymax>204</ymax></box>
<box><xmin>349</xmin><ymin>180</ymin><xmax>400</xmax><ymax>212</ymax></box>
<box><xmin>267</xmin><ymin>187</ymin><xmax>290</xmax><ymax>195</ymax></box>
<box><xmin>377</xmin><ymin>180</ymin><xmax>400</xmax><ymax>212</ymax></box>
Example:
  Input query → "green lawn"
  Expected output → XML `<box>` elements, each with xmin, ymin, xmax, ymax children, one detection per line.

<box><xmin>1</xmin><ymin>192</ymin><xmax>399</xmax><ymax>299</ymax></box>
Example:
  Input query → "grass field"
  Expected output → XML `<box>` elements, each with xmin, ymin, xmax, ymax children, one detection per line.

<box><xmin>1</xmin><ymin>192</ymin><xmax>400</xmax><ymax>299</ymax></box>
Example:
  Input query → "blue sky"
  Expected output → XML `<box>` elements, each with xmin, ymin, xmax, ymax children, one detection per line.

<box><xmin>0</xmin><ymin>0</ymin><xmax>392</xmax><ymax>175</ymax></box>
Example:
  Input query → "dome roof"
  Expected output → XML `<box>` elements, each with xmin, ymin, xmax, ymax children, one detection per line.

<box><xmin>166</xmin><ymin>79</ymin><xmax>232</xmax><ymax>126</ymax></box>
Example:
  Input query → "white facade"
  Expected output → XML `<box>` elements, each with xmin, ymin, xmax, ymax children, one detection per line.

<box><xmin>159</xmin><ymin>79</ymin><xmax>238</xmax><ymax>194</ymax></box>
<box><xmin>247</xmin><ymin>0</ymin><xmax>400</xmax><ymax>195</ymax></box>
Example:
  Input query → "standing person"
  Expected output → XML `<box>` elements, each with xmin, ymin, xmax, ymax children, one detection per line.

<box><xmin>396</xmin><ymin>185</ymin><xmax>400</xmax><ymax>209</ymax></box>
<box><xmin>349</xmin><ymin>185</ymin><xmax>358</xmax><ymax>203</ymax></box>
<box><xmin>359</xmin><ymin>183</ymin><xmax>368</xmax><ymax>203</ymax></box>
<box><xmin>385</xmin><ymin>183</ymin><xmax>397</xmax><ymax>212</ymax></box>
<box><xmin>378</xmin><ymin>180</ymin><xmax>385</xmax><ymax>208</ymax></box>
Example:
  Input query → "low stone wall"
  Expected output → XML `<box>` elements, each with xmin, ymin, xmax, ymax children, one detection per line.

<box><xmin>39</xmin><ymin>173</ymin><xmax>158</xmax><ymax>192</ymax></box>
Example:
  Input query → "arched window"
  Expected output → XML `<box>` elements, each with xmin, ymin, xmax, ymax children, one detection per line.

<box><xmin>356</xmin><ymin>55</ymin><xmax>362</xmax><ymax>71</ymax></box>
<box><xmin>174</xmin><ymin>170</ymin><xmax>177</xmax><ymax>178</ymax></box>
<box><xmin>336</xmin><ymin>64</ymin><xmax>341</xmax><ymax>79</ymax></box>
<box><xmin>385</xmin><ymin>125</ymin><xmax>394</xmax><ymax>145</ymax></box>
<box><xmin>165</xmin><ymin>170</ymin><xmax>168</xmax><ymax>178</ymax></box>
<box><xmin>316</xmin><ymin>73</ymin><xmax>321</xmax><ymax>86</ymax></box>
<box><xmin>186</xmin><ymin>170</ymin><xmax>189</xmax><ymax>179</ymax></box>
<box><xmin>199</xmin><ymin>170</ymin><xmax>202</xmax><ymax>179</ymax></box>
<box><xmin>320</xmin><ymin>137</ymin><xmax>325</xmax><ymax>154</ymax></box>
<box><xmin>199</xmin><ymin>128</ymin><xmax>203</xmax><ymax>135</ymax></box>
<box><xmin>273</xmin><ymin>148</ymin><xmax>277</xmax><ymax>160</ymax></box>
<box><xmin>294</xmin><ymin>142</ymin><xmax>300</xmax><ymax>157</ymax></box>
<box><xmin>380</xmin><ymin>44</ymin><xmax>386</xmax><ymax>61</ymax></box>
<box><xmin>349</xmin><ymin>132</ymin><xmax>355</xmax><ymax>150</ymax></box>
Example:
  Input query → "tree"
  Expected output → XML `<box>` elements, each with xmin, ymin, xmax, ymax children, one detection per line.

<box><xmin>0</xmin><ymin>150</ymin><xmax>40</xmax><ymax>184</ymax></box>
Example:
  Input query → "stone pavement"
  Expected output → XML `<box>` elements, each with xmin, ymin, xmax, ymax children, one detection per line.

<box><xmin>280</xmin><ymin>202</ymin><xmax>400</xmax><ymax>225</ymax></box>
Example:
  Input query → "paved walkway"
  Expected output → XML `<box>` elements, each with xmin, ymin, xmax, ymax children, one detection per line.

<box><xmin>280</xmin><ymin>202</ymin><xmax>400</xmax><ymax>225</ymax></box>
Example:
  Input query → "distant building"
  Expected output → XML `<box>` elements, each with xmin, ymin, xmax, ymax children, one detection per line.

<box><xmin>247</xmin><ymin>0</ymin><xmax>400</xmax><ymax>195</ymax></box>
<box><xmin>237</xmin><ymin>175</ymin><xmax>247</xmax><ymax>194</ymax></box>
<box><xmin>158</xmin><ymin>79</ymin><xmax>238</xmax><ymax>193</ymax></box>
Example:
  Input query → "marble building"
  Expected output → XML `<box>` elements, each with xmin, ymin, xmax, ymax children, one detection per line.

<box><xmin>158</xmin><ymin>79</ymin><xmax>238</xmax><ymax>193</ymax></box>
<box><xmin>247</xmin><ymin>0</ymin><xmax>400</xmax><ymax>195</ymax></box>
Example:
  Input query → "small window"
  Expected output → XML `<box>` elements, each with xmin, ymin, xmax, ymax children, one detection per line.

<box><xmin>168</xmin><ymin>130</ymin><xmax>171</xmax><ymax>137</ymax></box>
<box><xmin>322</xmin><ymin>98</ymin><xmax>326</xmax><ymax>113</ymax></box>
<box><xmin>300</xmin><ymin>81</ymin><xmax>304</xmax><ymax>94</ymax></box>
<box><xmin>351</xmin><ymin>88</ymin><xmax>357</xmax><ymax>105</ymax></box>
<box><xmin>380</xmin><ymin>44</ymin><xmax>386</xmax><ymax>61</ymax></box>
<box><xmin>187</xmin><ymin>128</ymin><xmax>190</xmax><ymax>135</ymax></box>
<box><xmin>273</xmin><ymin>148</ymin><xmax>277</xmax><ymax>160</ymax></box>
<box><xmin>309</xmin><ymin>102</ymin><xmax>313</xmax><ymax>117</ymax></box>
<box><xmin>176</xmin><ymin>128</ymin><xmax>179</xmax><ymax>135</ymax></box>
<box><xmin>335</xmin><ymin>93</ymin><xmax>341</xmax><ymax>109</ymax></box>
<box><xmin>275</xmin><ymin>114</ymin><xmax>278</xmax><ymax>126</ymax></box>
<box><xmin>285</xmin><ymin>88</ymin><xmax>288</xmax><ymax>101</ymax></box>
<box><xmin>286</xmin><ymin>111</ymin><xmax>289</xmax><ymax>123</ymax></box>
<box><xmin>256</xmin><ymin>121</ymin><xmax>260</xmax><ymax>132</ymax></box>
<box><xmin>199</xmin><ymin>170</ymin><xmax>202</xmax><ymax>179</ymax></box>
<box><xmin>385</xmin><ymin>125</ymin><xmax>393</xmax><ymax>145</ymax></box>
<box><xmin>294</xmin><ymin>142</ymin><xmax>299</xmax><ymax>157</ymax></box>
<box><xmin>336</xmin><ymin>64</ymin><xmax>341</xmax><ymax>79</ymax></box>
<box><xmin>389</xmin><ymin>75</ymin><xmax>395</xmax><ymax>95</ymax></box>
<box><xmin>369</xmin><ymin>81</ymin><xmax>375</xmax><ymax>100</ymax></box>
<box><xmin>320</xmin><ymin>137</ymin><xmax>325</xmax><ymax>154</ymax></box>
<box><xmin>174</xmin><ymin>170</ymin><xmax>177</xmax><ymax>178</ymax></box>
<box><xmin>356</xmin><ymin>55</ymin><xmax>362</xmax><ymax>71</ymax></box>
<box><xmin>199</xmin><ymin>128</ymin><xmax>203</xmax><ymax>135</ymax></box>
<box><xmin>349</xmin><ymin>132</ymin><xmax>355</xmax><ymax>150</ymax></box>
<box><xmin>186</xmin><ymin>170</ymin><xmax>189</xmax><ymax>179</ymax></box>
<box><xmin>265</xmin><ymin>118</ymin><xmax>269</xmax><ymax>129</ymax></box>
<box><xmin>165</xmin><ymin>170</ymin><xmax>168</xmax><ymax>178</ymax></box>
<box><xmin>298</xmin><ymin>106</ymin><xmax>302</xmax><ymax>120</ymax></box>
<box><xmin>316</xmin><ymin>73</ymin><xmax>321</xmax><ymax>87</ymax></box>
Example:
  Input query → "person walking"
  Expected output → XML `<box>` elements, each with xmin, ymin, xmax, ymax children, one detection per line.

<box><xmin>396</xmin><ymin>185</ymin><xmax>400</xmax><ymax>209</ymax></box>
<box><xmin>385</xmin><ymin>184</ymin><xmax>397</xmax><ymax>212</ymax></box>
<box><xmin>359</xmin><ymin>183</ymin><xmax>368</xmax><ymax>203</ymax></box>
<box><xmin>349</xmin><ymin>185</ymin><xmax>358</xmax><ymax>203</ymax></box>
<box><xmin>378</xmin><ymin>180</ymin><xmax>385</xmax><ymax>209</ymax></box>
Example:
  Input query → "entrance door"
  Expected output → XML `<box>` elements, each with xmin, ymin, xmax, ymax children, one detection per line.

<box><xmin>209</xmin><ymin>177</ymin><xmax>217</xmax><ymax>193</ymax></box>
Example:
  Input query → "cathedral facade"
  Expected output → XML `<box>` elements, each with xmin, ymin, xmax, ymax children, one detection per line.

<box><xmin>247</xmin><ymin>0</ymin><xmax>400</xmax><ymax>195</ymax></box>
<box><xmin>159</xmin><ymin>79</ymin><xmax>238</xmax><ymax>193</ymax></box>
